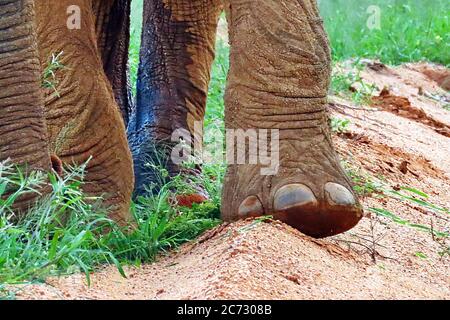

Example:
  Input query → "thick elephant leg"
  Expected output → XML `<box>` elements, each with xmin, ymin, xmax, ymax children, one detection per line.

<box><xmin>35</xmin><ymin>0</ymin><xmax>134</xmax><ymax>224</ymax></box>
<box><xmin>0</xmin><ymin>0</ymin><xmax>52</xmax><ymax>213</ymax></box>
<box><xmin>0</xmin><ymin>0</ymin><xmax>50</xmax><ymax>170</ymax></box>
<box><xmin>128</xmin><ymin>0</ymin><xmax>222</xmax><ymax>195</ymax></box>
<box><xmin>92</xmin><ymin>0</ymin><xmax>133</xmax><ymax>125</ymax></box>
<box><xmin>222</xmin><ymin>0</ymin><xmax>363</xmax><ymax>238</ymax></box>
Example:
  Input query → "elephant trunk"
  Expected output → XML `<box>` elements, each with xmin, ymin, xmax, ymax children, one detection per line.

<box><xmin>0</xmin><ymin>0</ymin><xmax>51</xmax><ymax>171</ymax></box>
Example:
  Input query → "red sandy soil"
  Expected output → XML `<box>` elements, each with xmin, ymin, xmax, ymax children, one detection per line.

<box><xmin>10</xmin><ymin>61</ymin><xmax>449</xmax><ymax>300</ymax></box>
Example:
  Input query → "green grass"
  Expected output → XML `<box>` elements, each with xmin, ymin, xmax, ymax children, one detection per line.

<box><xmin>41</xmin><ymin>51</ymin><xmax>65</xmax><ymax>97</ymax></box>
<box><xmin>0</xmin><ymin>160</ymin><xmax>220</xmax><ymax>298</ymax></box>
<box><xmin>319</xmin><ymin>0</ymin><xmax>449</xmax><ymax>66</ymax></box>
<box><xmin>330</xmin><ymin>60</ymin><xmax>378</xmax><ymax>105</ymax></box>
<box><xmin>128</xmin><ymin>0</ymin><xmax>143</xmax><ymax>97</ymax></box>
<box><xmin>329</xmin><ymin>117</ymin><xmax>351</xmax><ymax>134</ymax></box>
<box><xmin>343</xmin><ymin>162</ymin><xmax>449</xmax><ymax>241</ymax></box>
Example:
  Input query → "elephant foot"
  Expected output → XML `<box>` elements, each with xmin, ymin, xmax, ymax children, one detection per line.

<box><xmin>221</xmin><ymin>0</ymin><xmax>363</xmax><ymax>237</ymax></box>
<box><xmin>271</xmin><ymin>181</ymin><xmax>362</xmax><ymax>238</ymax></box>
<box><xmin>223</xmin><ymin>166</ymin><xmax>363</xmax><ymax>239</ymax></box>
<box><xmin>222</xmin><ymin>108</ymin><xmax>363</xmax><ymax>238</ymax></box>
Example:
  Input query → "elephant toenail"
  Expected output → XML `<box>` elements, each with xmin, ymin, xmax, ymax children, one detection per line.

<box><xmin>273</xmin><ymin>184</ymin><xmax>317</xmax><ymax>211</ymax></box>
<box><xmin>238</xmin><ymin>196</ymin><xmax>264</xmax><ymax>217</ymax></box>
<box><xmin>324</xmin><ymin>182</ymin><xmax>356</xmax><ymax>206</ymax></box>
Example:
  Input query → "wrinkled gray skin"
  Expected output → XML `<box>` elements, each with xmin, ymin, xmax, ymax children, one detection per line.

<box><xmin>0</xmin><ymin>0</ymin><xmax>362</xmax><ymax>238</ymax></box>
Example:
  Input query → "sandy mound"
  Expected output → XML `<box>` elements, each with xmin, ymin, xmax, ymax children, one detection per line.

<box><xmin>11</xmin><ymin>219</ymin><xmax>449</xmax><ymax>300</ymax></box>
<box><xmin>10</xmin><ymin>61</ymin><xmax>450</xmax><ymax>300</ymax></box>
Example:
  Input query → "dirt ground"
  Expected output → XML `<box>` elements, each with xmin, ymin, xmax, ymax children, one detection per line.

<box><xmin>10</xmin><ymin>61</ymin><xmax>449</xmax><ymax>300</ymax></box>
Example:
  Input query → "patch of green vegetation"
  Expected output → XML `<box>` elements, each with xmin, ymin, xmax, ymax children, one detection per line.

<box><xmin>128</xmin><ymin>0</ymin><xmax>143</xmax><ymax>98</ymax></box>
<box><xmin>344</xmin><ymin>163</ymin><xmax>449</xmax><ymax>243</ymax></box>
<box><xmin>331</xmin><ymin>60</ymin><xmax>378</xmax><ymax>105</ymax></box>
<box><xmin>129</xmin><ymin>0</ymin><xmax>447</xmax><ymax>101</ymax></box>
<box><xmin>319</xmin><ymin>0</ymin><xmax>449</xmax><ymax>66</ymax></box>
<box><xmin>344</xmin><ymin>164</ymin><xmax>385</xmax><ymax>197</ymax></box>
<box><xmin>41</xmin><ymin>52</ymin><xmax>65</xmax><ymax>97</ymax></box>
<box><xmin>369</xmin><ymin>207</ymin><xmax>448</xmax><ymax>238</ymax></box>
<box><xmin>330</xmin><ymin>117</ymin><xmax>351</xmax><ymax>134</ymax></box>
<box><xmin>342</xmin><ymin>161</ymin><xmax>450</xmax><ymax>248</ymax></box>
<box><xmin>414</xmin><ymin>251</ymin><xmax>428</xmax><ymax>259</ymax></box>
<box><xmin>205</xmin><ymin>40</ymin><xmax>229</xmax><ymax>134</ymax></box>
<box><xmin>0</xmin><ymin>160</ymin><xmax>220</xmax><ymax>290</ymax></box>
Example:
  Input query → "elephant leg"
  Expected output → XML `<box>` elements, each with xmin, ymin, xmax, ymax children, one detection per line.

<box><xmin>128</xmin><ymin>0</ymin><xmax>222</xmax><ymax>195</ymax></box>
<box><xmin>0</xmin><ymin>0</ymin><xmax>52</xmax><ymax>213</ymax></box>
<box><xmin>92</xmin><ymin>0</ymin><xmax>132</xmax><ymax>125</ymax></box>
<box><xmin>35</xmin><ymin>0</ymin><xmax>134</xmax><ymax>224</ymax></box>
<box><xmin>0</xmin><ymin>0</ymin><xmax>50</xmax><ymax>170</ymax></box>
<box><xmin>222</xmin><ymin>0</ymin><xmax>363</xmax><ymax>238</ymax></box>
